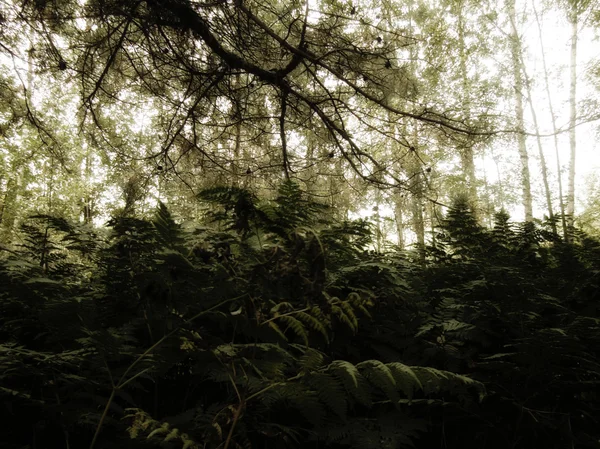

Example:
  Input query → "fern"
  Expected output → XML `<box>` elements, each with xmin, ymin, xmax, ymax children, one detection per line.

<box><xmin>305</xmin><ymin>372</ymin><xmax>348</xmax><ymax>419</ymax></box>
<box><xmin>278</xmin><ymin>315</ymin><xmax>309</xmax><ymax>345</ymax></box>
<box><xmin>2</xmin><ymin>189</ymin><xmax>599</xmax><ymax>449</ymax></box>
<box><xmin>299</xmin><ymin>347</ymin><xmax>325</xmax><ymax>372</ymax></box>
<box><xmin>295</xmin><ymin>311</ymin><xmax>330</xmax><ymax>343</ymax></box>
<box><xmin>329</xmin><ymin>360</ymin><xmax>372</xmax><ymax>407</ymax></box>
<box><xmin>387</xmin><ymin>363</ymin><xmax>423</xmax><ymax>400</ymax></box>
<box><xmin>124</xmin><ymin>408</ymin><xmax>201</xmax><ymax>449</ymax></box>
<box><xmin>153</xmin><ymin>201</ymin><xmax>184</xmax><ymax>248</ymax></box>
<box><xmin>358</xmin><ymin>360</ymin><xmax>400</xmax><ymax>404</ymax></box>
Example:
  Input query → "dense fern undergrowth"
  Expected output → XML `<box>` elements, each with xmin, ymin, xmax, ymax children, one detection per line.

<box><xmin>1</xmin><ymin>183</ymin><xmax>599</xmax><ymax>449</ymax></box>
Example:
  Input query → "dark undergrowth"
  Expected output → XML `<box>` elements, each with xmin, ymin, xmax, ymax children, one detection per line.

<box><xmin>1</xmin><ymin>183</ymin><xmax>598</xmax><ymax>449</ymax></box>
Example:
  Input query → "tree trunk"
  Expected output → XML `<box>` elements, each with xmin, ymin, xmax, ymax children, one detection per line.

<box><xmin>492</xmin><ymin>148</ymin><xmax>506</xmax><ymax>211</ymax></box>
<box><xmin>526</xmin><ymin>95</ymin><xmax>556</xmax><ymax>234</ymax></box>
<box><xmin>481</xmin><ymin>152</ymin><xmax>494</xmax><ymax>227</ymax></box>
<box><xmin>394</xmin><ymin>195</ymin><xmax>405</xmax><ymax>249</ymax></box>
<box><xmin>231</xmin><ymin>74</ymin><xmax>243</xmax><ymax>186</ymax></box>
<box><xmin>532</xmin><ymin>1</ymin><xmax>568</xmax><ymax>240</ymax></box>
<box><xmin>0</xmin><ymin>169</ymin><xmax>22</xmax><ymax>242</ymax></box>
<box><xmin>411</xmin><ymin>169</ymin><xmax>426</xmax><ymax>262</ymax></box>
<box><xmin>457</xmin><ymin>4</ymin><xmax>477</xmax><ymax>202</ymax></box>
<box><xmin>83</xmin><ymin>151</ymin><xmax>93</xmax><ymax>224</ymax></box>
<box><xmin>508</xmin><ymin>0</ymin><xmax>533</xmax><ymax>221</ymax></box>
<box><xmin>567</xmin><ymin>9</ymin><xmax>578</xmax><ymax>226</ymax></box>
<box><xmin>516</xmin><ymin>49</ymin><xmax>556</xmax><ymax>234</ymax></box>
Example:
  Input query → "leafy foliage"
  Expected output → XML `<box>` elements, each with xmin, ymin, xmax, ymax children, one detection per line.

<box><xmin>0</xmin><ymin>187</ymin><xmax>599</xmax><ymax>449</ymax></box>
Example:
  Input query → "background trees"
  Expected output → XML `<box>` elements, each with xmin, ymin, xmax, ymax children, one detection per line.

<box><xmin>1</xmin><ymin>2</ymin><xmax>600</xmax><ymax>448</ymax></box>
<box><xmin>1</xmin><ymin>0</ymin><xmax>598</xmax><ymax>242</ymax></box>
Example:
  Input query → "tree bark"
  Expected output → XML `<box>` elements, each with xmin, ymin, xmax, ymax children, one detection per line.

<box><xmin>457</xmin><ymin>3</ymin><xmax>477</xmax><ymax>202</ymax></box>
<box><xmin>513</xmin><ymin>39</ymin><xmax>556</xmax><ymax>234</ymax></box>
<box><xmin>508</xmin><ymin>0</ymin><xmax>533</xmax><ymax>222</ymax></box>
<box><xmin>567</xmin><ymin>8</ymin><xmax>578</xmax><ymax>226</ymax></box>
<box><xmin>411</xmin><ymin>168</ymin><xmax>426</xmax><ymax>262</ymax></box>
<box><xmin>532</xmin><ymin>0</ymin><xmax>568</xmax><ymax>240</ymax></box>
<box><xmin>394</xmin><ymin>196</ymin><xmax>406</xmax><ymax>249</ymax></box>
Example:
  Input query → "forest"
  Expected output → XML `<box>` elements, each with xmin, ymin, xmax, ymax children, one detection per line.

<box><xmin>0</xmin><ymin>0</ymin><xmax>599</xmax><ymax>448</ymax></box>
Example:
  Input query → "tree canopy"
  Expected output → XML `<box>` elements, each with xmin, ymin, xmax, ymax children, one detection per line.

<box><xmin>1</xmin><ymin>1</ymin><xmax>600</xmax><ymax>448</ymax></box>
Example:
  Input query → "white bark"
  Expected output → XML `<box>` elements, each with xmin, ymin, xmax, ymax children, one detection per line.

<box><xmin>508</xmin><ymin>0</ymin><xmax>533</xmax><ymax>221</ymax></box>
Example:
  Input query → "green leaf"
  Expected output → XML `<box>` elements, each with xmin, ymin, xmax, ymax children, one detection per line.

<box><xmin>357</xmin><ymin>360</ymin><xmax>399</xmax><ymax>403</ymax></box>
<box><xmin>329</xmin><ymin>360</ymin><xmax>371</xmax><ymax>407</ymax></box>
<box><xmin>279</xmin><ymin>315</ymin><xmax>309</xmax><ymax>345</ymax></box>
<box><xmin>267</xmin><ymin>321</ymin><xmax>288</xmax><ymax>341</ymax></box>
<box><xmin>306</xmin><ymin>372</ymin><xmax>347</xmax><ymax>419</ymax></box>
<box><xmin>387</xmin><ymin>363</ymin><xmax>423</xmax><ymax>399</ymax></box>
<box><xmin>296</xmin><ymin>311</ymin><xmax>330</xmax><ymax>343</ymax></box>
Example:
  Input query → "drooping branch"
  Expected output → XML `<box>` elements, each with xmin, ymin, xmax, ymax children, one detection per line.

<box><xmin>140</xmin><ymin>0</ymin><xmax>484</xmax><ymax>138</ymax></box>
<box><xmin>146</xmin><ymin>0</ymin><xmax>287</xmax><ymax>87</ymax></box>
<box><xmin>232</xmin><ymin>0</ymin><xmax>485</xmax><ymax>135</ymax></box>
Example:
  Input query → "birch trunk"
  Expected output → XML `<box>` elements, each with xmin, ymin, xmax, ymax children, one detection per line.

<box><xmin>508</xmin><ymin>0</ymin><xmax>533</xmax><ymax>221</ymax></box>
<box><xmin>457</xmin><ymin>4</ymin><xmax>477</xmax><ymax>202</ymax></box>
<box><xmin>566</xmin><ymin>10</ymin><xmax>578</xmax><ymax>226</ymax></box>
<box><xmin>532</xmin><ymin>1</ymin><xmax>568</xmax><ymax>240</ymax></box>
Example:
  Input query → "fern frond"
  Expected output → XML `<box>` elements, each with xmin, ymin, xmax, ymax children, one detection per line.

<box><xmin>387</xmin><ymin>363</ymin><xmax>423</xmax><ymax>400</ymax></box>
<box><xmin>299</xmin><ymin>348</ymin><xmax>325</xmax><ymax>372</ymax></box>
<box><xmin>328</xmin><ymin>360</ymin><xmax>372</xmax><ymax>407</ymax></box>
<box><xmin>357</xmin><ymin>360</ymin><xmax>399</xmax><ymax>404</ymax></box>
<box><xmin>291</xmin><ymin>390</ymin><xmax>327</xmax><ymax>427</ymax></box>
<box><xmin>124</xmin><ymin>408</ymin><xmax>202</xmax><ymax>448</ymax></box>
<box><xmin>306</xmin><ymin>372</ymin><xmax>347</xmax><ymax>419</ymax></box>
<box><xmin>267</xmin><ymin>321</ymin><xmax>288</xmax><ymax>341</ymax></box>
<box><xmin>309</xmin><ymin>305</ymin><xmax>331</xmax><ymax>326</ymax></box>
<box><xmin>332</xmin><ymin>305</ymin><xmax>357</xmax><ymax>333</ymax></box>
<box><xmin>411</xmin><ymin>366</ymin><xmax>485</xmax><ymax>401</ymax></box>
<box><xmin>153</xmin><ymin>201</ymin><xmax>183</xmax><ymax>247</ymax></box>
<box><xmin>296</xmin><ymin>311</ymin><xmax>330</xmax><ymax>343</ymax></box>
<box><xmin>278</xmin><ymin>315</ymin><xmax>309</xmax><ymax>345</ymax></box>
<box><xmin>339</xmin><ymin>300</ymin><xmax>359</xmax><ymax>330</ymax></box>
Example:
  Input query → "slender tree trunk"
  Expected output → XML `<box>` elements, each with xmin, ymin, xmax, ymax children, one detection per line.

<box><xmin>532</xmin><ymin>1</ymin><xmax>568</xmax><ymax>240</ymax></box>
<box><xmin>406</xmin><ymin>0</ymin><xmax>425</xmax><ymax>262</ymax></box>
<box><xmin>508</xmin><ymin>0</ymin><xmax>533</xmax><ymax>221</ymax></box>
<box><xmin>394</xmin><ymin>195</ymin><xmax>405</xmax><ymax>249</ymax></box>
<box><xmin>0</xmin><ymin>174</ymin><xmax>20</xmax><ymax>242</ymax></box>
<box><xmin>409</xmin><ymin>133</ymin><xmax>425</xmax><ymax>260</ymax></box>
<box><xmin>518</xmin><ymin>56</ymin><xmax>556</xmax><ymax>234</ymax></box>
<box><xmin>491</xmin><ymin>147</ymin><xmax>506</xmax><ymax>211</ymax></box>
<box><xmin>411</xmin><ymin>169</ymin><xmax>426</xmax><ymax>262</ymax></box>
<box><xmin>526</xmin><ymin>97</ymin><xmax>556</xmax><ymax>234</ymax></box>
<box><xmin>233</xmin><ymin>118</ymin><xmax>242</xmax><ymax>178</ymax></box>
<box><xmin>330</xmin><ymin>156</ymin><xmax>348</xmax><ymax>219</ymax></box>
<box><xmin>457</xmin><ymin>4</ymin><xmax>477</xmax><ymax>202</ymax></box>
<box><xmin>83</xmin><ymin>151</ymin><xmax>93</xmax><ymax>224</ymax></box>
<box><xmin>481</xmin><ymin>152</ymin><xmax>494</xmax><ymax>227</ymax></box>
<box><xmin>304</xmin><ymin>137</ymin><xmax>317</xmax><ymax>196</ymax></box>
<box><xmin>567</xmin><ymin>9</ymin><xmax>578</xmax><ymax>225</ymax></box>
<box><xmin>46</xmin><ymin>157</ymin><xmax>55</xmax><ymax>213</ymax></box>
<box><xmin>374</xmin><ymin>191</ymin><xmax>383</xmax><ymax>253</ymax></box>
<box><xmin>231</xmin><ymin>74</ymin><xmax>243</xmax><ymax>186</ymax></box>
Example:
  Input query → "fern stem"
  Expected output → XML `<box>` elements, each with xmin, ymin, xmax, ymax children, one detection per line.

<box><xmin>91</xmin><ymin>294</ymin><xmax>249</xmax><ymax>449</ymax></box>
<box><xmin>246</xmin><ymin>373</ymin><xmax>304</xmax><ymax>402</ymax></box>
<box><xmin>261</xmin><ymin>307</ymin><xmax>311</xmax><ymax>324</ymax></box>
<box><xmin>117</xmin><ymin>294</ymin><xmax>248</xmax><ymax>387</ymax></box>
<box><xmin>89</xmin><ymin>388</ymin><xmax>115</xmax><ymax>449</ymax></box>
<box><xmin>223</xmin><ymin>402</ymin><xmax>244</xmax><ymax>449</ymax></box>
